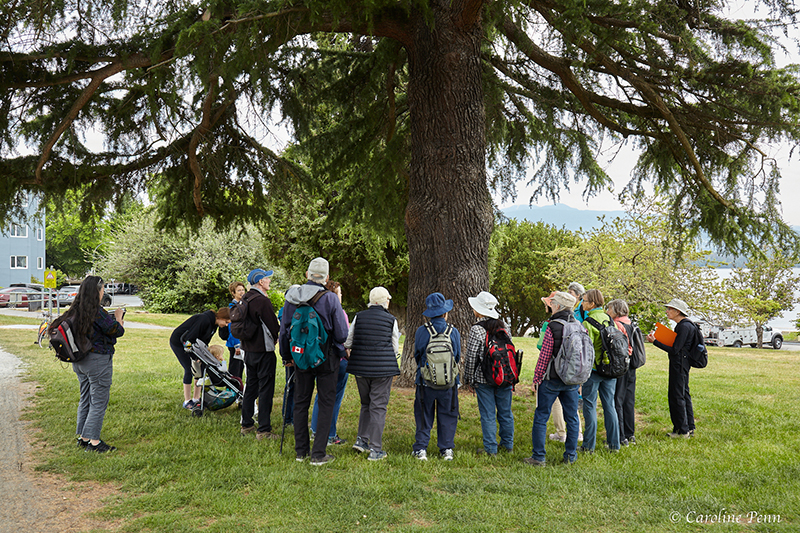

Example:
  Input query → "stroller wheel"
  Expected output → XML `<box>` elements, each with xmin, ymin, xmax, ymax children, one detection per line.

<box><xmin>192</xmin><ymin>407</ymin><xmax>203</xmax><ymax>417</ymax></box>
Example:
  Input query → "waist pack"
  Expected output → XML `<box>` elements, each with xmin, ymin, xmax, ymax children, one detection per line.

<box><xmin>549</xmin><ymin>317</ymin><xmax>594</xmax><ymax>385</ymax></box>
<box><xmin>289</xmin><ymin>290</ymin><xmax>329</xmax><ymax>371</ymax></box>
<box><xmin>478</xmin><ymin>324</ymin><xmax>522</xmax><ymax>388</ymax></box>
<box><xmin>421</xmin><ymin>322</ymin><xmax>458</xmax><ymax>389</ymax></box>
<box><xmin>49</xmin><ymin>316</ymin><xmax>92</xmax><ymax>363</ymax></box>
<box><xmin>585</xmin><ymin>316</ymin><xmax>630</xmax><ymax>378</ymax></box>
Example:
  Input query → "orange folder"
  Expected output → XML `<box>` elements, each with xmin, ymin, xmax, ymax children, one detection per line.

<box><xmin>654</xmin><ymin>322</ymin><xmax>677</xmax><ymax>347</ymax></box>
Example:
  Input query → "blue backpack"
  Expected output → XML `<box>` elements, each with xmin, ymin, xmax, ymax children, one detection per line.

<box><xmin>289</xmin><ymin>290</ymin><xmax>329</xmax><ymax>370</ymax></box>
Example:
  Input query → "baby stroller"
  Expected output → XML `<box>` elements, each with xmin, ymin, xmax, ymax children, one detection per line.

<box><xmin>190</xmin><ymin>340</ymin><xmax>244</xmax><ymax>417</ymax></box>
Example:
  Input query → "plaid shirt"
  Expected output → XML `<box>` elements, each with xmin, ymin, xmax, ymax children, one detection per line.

<box><xmin>533</xmin><ymin>327</ymin><xmax>555</xmax><ymax>385</ymax></box>
<box><xmin>463</xmin><ymin>318</ymin><xmax>499</xmax><ymax>386</ymax></box>
<box><xmin>90</xmin><ymin>307</ymin><xmax>124</xmax><ymax>355</ymax></box>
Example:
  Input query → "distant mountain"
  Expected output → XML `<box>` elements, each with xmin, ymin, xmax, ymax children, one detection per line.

<box><xmin>501</xmin><ymin>204</ymin><xmax>626</xmax><ymax>232</ymax></box>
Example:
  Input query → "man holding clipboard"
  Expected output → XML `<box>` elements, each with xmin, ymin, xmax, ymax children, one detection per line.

<box><xmin>647</xmin><ymin>299</ymin><xmax>697</xmax><ymax>439</ymax></box>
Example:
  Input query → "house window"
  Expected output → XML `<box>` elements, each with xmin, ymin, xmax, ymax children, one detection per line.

<box><xmin>10</xmin><ymin>256</ymin><xmax>28</xmax><ymax>269</ymax></box>
<box><xmin>20</xmin><ymin>193</ymin><xmax>28</xmax><ymax>207</ymax></box>
<box><xmin>37</xmin><ymin>228</ymin><xmax>43</xmax><ymax>241</ymax></box>
<box><xmin>10</xmin><ymin>224</ymin><xmax>28</xmax><ymax>238</ymax></box>
<box><xmin>37</xmin><ymin>257</ymin><xmax>43</xmax><ymax>269</ymax></box>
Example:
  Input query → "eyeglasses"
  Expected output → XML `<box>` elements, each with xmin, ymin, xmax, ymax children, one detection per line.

<box><xmin>97</xmin><ymin>278</ymin><xmax>104</xmax><ymax>289</ymax></box>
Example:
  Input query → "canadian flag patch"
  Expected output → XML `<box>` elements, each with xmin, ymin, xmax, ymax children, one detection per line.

<box><xmin>292</xmin><ymin>346</ymin><xmax>304</xmax><ymax>354</ymax></box>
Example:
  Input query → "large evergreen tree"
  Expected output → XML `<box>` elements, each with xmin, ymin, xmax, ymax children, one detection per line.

<box><xmin>3</xmin><ymin>0</ymin><xmax>800</xmax><ymax>383</ymax></box>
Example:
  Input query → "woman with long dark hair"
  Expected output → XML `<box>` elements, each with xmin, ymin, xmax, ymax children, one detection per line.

<box><xmin>51</xmin><ymin>275</ymin><xmax>125</xmax><ymax>453</ymax></box>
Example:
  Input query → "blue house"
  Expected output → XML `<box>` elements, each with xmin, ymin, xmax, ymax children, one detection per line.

<box><xmin>0</xmin><ymin>193</ymin><xmax>46</xmax><ymax>287</ymax></box>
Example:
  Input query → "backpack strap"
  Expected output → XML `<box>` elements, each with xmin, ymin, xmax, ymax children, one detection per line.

<box><xmin>423</xmin><ymin>321</ymin><xmax>437</xmax><ymax>337</ymax></box>
<box><xmin>584</xmin><ymin>316</ymin><xmax>607</xmax><ymax>330</ymax></box>
<box><xmin>308</xmin><ymin>289</ymin><xmax>327</xmax><ymax>307</ymax></box>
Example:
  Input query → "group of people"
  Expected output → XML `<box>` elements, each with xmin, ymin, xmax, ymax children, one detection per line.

<box><xmin>61</xmin><ymin>258</ymin><xmax>698</xmax><ymax>463</ymax></box>
<box><xmin>527</xmin><ymin>283</ymin><xmax>698</xmax><ymax>465</ymax></box>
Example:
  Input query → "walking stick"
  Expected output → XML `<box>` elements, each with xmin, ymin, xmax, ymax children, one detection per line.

<box><xmin>280</xmin><ymin>367</ymin><xmax>295</xmax><ymax>455</ymax></box>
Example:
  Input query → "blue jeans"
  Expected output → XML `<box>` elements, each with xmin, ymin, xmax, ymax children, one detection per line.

<box><xmin>582</xmin><ymin>371</ymin><xmax>620</xmax><ymax>451</ymax></box>
<box><xmin>474</xmin><ymin>383</ymin><xmax>514</xmax><ymax>453</ymax></box>
<box><xmin>531</xmin><ymin>378</ymin><xmax>579</xmax><ymax>462</ymax></box>
<box><xmin>311</xmin><ymin>358</ymin><xmax>349</xmax><ymax>438</ymax></box>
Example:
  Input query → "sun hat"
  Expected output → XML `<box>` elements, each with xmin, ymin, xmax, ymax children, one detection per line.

<box><xmin>369</xmin><ymin>286</ymin><xmax>392</xmax><ymax>306</ymax></box>
<box><xmin>552</xmin><ymin>291</ymin><xmax>577</xmax><ymax>310</ymax></box>
<box><xmin>247</xmin><ymin>268</ymin><xmax>273</xmax><ymax>285</ymax></box>
<box><xmin>468</xmin><ymin>291</ymin><xmax>499</xmax><ymax>319</ymax></box>
<box><xmin>307</xmin><ymin>257</ymin><xmax>329</xmax><ymax>280</ymax></box>
<box><xmin>422</xmin><ymin>292</ymin><xmax>454</xmax><ymax>318</ymax></box>
<box><xmin>541</xmin><ymin>291</ymin><xmax>557</xmax><ymax>309</ymax></box>
<box><xmin>665</xmin><ymin>298</ymin><xmax>690</xmax><ymax>316</ymax></box>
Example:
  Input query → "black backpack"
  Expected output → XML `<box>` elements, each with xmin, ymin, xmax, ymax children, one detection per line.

<box><xmin>585</xmin><ymin>316</ymin><xmax>630</xmax><ymax>378</ymax></box>
<box><xmin>229</xmin><ymin>293</ymin><xmax>259</xmax><ymax>341</ymax></box>
<box><xmin>49</xmin><ymin>316</ymin><xmax>92</xmax><ymax>363</ymax></box>
<box><xmin>623</xmin><ymin>322</ymin><xmax>647</xmax><ymax>369</ymax></box>
<box><xmin>686</xmin><ymin>321</ymin><xmax>708</xmax><ymax>369</ymax></box>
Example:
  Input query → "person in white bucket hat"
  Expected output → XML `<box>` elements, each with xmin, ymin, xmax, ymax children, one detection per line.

<box><xmin>463</xmin><ymin>291</ymin><xmax>515</xmax><ymax>456</ymax></box>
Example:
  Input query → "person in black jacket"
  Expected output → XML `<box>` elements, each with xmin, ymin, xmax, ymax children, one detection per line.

<box><xmin>170</xmin><ymin>307</ymin><xmax>230</xmax><ymax>409</ymax></box>
<box><xmin>240</xmin><ymin>268</ymin><xmax>281</xmax><ymax>440</ymax></box>
<box><xmin>647</xmin><ymin>298</ymin><xmax>697</xmax><ymax>438</ymax></box>
<box><xmin>343</xmin><ymin>286</ymin><xmax>400</xmax><ymax>461</ymax></box>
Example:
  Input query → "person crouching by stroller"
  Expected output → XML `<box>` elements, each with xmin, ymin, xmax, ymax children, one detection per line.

<box><xmin>170</xmin><ymin>308</ymin><xmax>231</xmax><ymax>410</ymax></box>
<box><xmin>344</xmin><ymin>286</ymin><xmax>400</xmax><ymax>461</ymax></box>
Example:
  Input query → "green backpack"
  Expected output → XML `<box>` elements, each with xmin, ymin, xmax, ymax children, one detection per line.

<box><xmin>421</xmin><ymin>322</ymin><xmax>459</xmax><ymax>389</ymax></box>
<box><xmin>289</xmin><ymin>291</ymin><xmax>328</xmax><ymax>371</ymax></box>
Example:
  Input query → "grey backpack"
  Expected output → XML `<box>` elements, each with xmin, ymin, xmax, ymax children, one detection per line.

<box><xmin>421</xmin><ymin>322</ymin><xmax>459</xmax><ymax>389</ymax></box>
<box><xmin>548</xmin><ymin>318</ymin><xmax>594</xmax><ymax>385</ymax></box>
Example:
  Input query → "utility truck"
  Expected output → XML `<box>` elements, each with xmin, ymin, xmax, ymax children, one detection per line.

<box><xmin>704</xmin><ymin>325</ymin><xmax>783</xmax><ymax>349</ymax></box>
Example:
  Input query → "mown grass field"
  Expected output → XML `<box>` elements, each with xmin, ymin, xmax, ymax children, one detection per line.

<box><xmin>1</xmin><ymin>314</ymin><xmax>798</xmax><ymax>532</ymax></box>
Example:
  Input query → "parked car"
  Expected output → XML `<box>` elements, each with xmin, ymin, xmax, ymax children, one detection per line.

<box><xmin>57</xmin><ymin>285</ymin><xmax>81</xmax><ymax>306</ymax></box>
<box><xmin>0</xmin><ymin>286</ymin><xmax>53</xmax><ymax>310</ymax></box>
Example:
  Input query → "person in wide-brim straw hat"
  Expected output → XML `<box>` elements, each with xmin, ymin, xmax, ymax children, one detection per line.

<box><xmin>647</xmin><ymin>297</ymin><xmax>697</xmax><ymax>439</ymax></box>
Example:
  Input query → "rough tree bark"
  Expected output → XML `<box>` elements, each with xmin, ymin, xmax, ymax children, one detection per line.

<box><xmin>397</xmin><ymin>1</ymin><xmax>493</xmax><ymax>386</ymax></box>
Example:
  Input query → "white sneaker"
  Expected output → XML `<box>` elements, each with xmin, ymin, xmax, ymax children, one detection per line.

<box><xmin>412</xmin><ymin>449</ymin><xmax>428</xmax><ymax>461</ymax></box>
<box><xmin>442</xmin><ymin>449</ymin><xmax>454</xmax><ymax>461</ymax></box>
<box><xmin>548</xmin><ymin>433</ymin><xmax>566</xmax><ymax>443</ymax></box>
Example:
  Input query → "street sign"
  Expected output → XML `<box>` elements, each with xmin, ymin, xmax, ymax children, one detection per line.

<box><xmin>44</xmin><ymin>269</ymin><xmax>57</xmax><ymax>289</ymax></box>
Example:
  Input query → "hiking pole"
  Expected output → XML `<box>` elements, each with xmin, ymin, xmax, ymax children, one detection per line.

<box><xmin>280</xmin><ymin>367</ymin><xmax>296</xmax><ymax>455</ymax></box>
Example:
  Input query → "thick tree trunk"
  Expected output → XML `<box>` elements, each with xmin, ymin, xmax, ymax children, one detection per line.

<box><xmin>397</xmin><ymin>2</ymin><xmax>492</xmax><ymax>386</ymax></box>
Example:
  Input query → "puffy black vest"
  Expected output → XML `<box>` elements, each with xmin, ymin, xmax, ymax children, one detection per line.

<box><xmin>347</xmin><ymin>305</ymin><xmax>400</xmax><ymax>378</ymax></box>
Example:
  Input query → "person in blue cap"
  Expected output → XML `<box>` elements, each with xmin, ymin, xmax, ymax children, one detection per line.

<box><xmin>411</xmin><ymin>292</ymin><xmax>461</xmax><ymax>461</ymax></box>
<box><xmin>239</xmin><ymin>267</ymin><xmax>281</xmax><ymax>441</ymax></box>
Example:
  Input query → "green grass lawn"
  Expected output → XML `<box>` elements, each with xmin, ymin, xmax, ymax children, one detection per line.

<box><xmin>1</xmin><ymin>316</ymin><xmax>798</xmax><ymax>532</ymax></box>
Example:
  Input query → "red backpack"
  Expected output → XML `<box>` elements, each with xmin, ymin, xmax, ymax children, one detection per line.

<box><xmin>478</xmin><ymin>324</ymin><xmax>522</xmax><ymax>388</ymax></box>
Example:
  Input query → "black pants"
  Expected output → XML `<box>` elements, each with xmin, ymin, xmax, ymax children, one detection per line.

<box><xmin>293</xmin><ymin>357</ymin><xmax>340</xmax><ymax>460</ymax></box>
<box><xmin>228</xmin><ymin>346</ymin><xmax>244</xmax><ymax>379</ymax></box>
<box><xmin>667</xmin><ymin>357</ymin><xmax>694</xmax><ymax>434</ymax></box>
<box><xmin>615</xmin><ymin>367</ymin><xmax>636</xmax><ymax>441</ymax></box>
<box><xmin>241</xmin><ymin>351</ymin><xmax>277</xmax><ymax>433</ymax></box>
